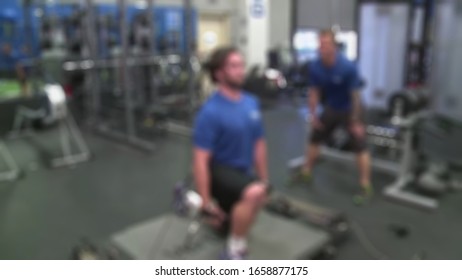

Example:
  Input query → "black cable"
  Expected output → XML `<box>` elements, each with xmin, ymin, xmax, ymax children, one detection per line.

<box><xmin>349</xmin><ymin>220</ymin><xmax>390</xmax><ymax>260</ymax></box>
<box><xmin>349</xmin><ymin>219</ymin><xmax>426</xmax><ymax>260</ymax></box>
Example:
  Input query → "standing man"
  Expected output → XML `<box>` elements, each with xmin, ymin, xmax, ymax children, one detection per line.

<box><xmin>296</xmin><ymin>30</ymin><xmax>373</xmax><ymax>205</ymax></box>
<box><xmin>193</xmin><ymin>47</ymin><xmax>270</xmax><ymax>260</ymax></box>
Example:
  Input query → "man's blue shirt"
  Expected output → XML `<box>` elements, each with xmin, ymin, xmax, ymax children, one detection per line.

<box><xmin>309</xmin><ymin>53</ymin><xmax>361</xmax><ymax>111</ymax></box>
<box><xmin>193</xmin><ymin>91</ymin><xmax>264</xmax><ymax>174</ymax></box>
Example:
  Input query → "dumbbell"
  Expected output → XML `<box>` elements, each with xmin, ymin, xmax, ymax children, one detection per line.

<box><xmin>266</xmin><ymin>197</ymin><xmax>299</xmax><ymax>219</ymax></box>
<box><xmin>367</xmin><ymin>125</ymin><xmax>399</xmax><ymax>139</ymax></box>
<box><xmin>388</xmin><ymin>89</ymin><xmax>428</xmax><ymax>118</ymax></box>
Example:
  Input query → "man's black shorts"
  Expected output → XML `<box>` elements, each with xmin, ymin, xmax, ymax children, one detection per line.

<box><xmin>210</xmin><ymin>163</ymin><xmax>257</xmax><ymax>214</ymax></box>
<box><xmin>310</xmin><ymin>107</ymin><xmax>367</xmax><ymax>152</ymax></box>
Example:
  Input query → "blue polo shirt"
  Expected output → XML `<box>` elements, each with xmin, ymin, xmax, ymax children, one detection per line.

<box><xmin>309</xmin><ymin>53</ymin><xmax>361</xmax><ymax>111</ymax></box>
<box><xmin>193</xmin><ymin>91</ymin><xmax>264</xmax><ymax>174</ymax></box>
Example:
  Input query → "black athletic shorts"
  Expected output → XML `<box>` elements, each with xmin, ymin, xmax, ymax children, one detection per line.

<box><xmin>310</xmin><ymin>107</ymin><xmax>367</xmax><ymax>152</ymax></box>
<box><xmin>210</xmin><ymin>163</ymin><xmax>257</xmax><ymax>214</ymax></box>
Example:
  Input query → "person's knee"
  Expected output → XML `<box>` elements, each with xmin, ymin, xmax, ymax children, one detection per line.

<box><xmin>242</xmin><ymin>183</ymin><xmax>268</xmax><ymax>207</ymax></box>
<box><xmin>350</xmin><ymin>125</ymin><xmax>366</xmax><ymax>140</ymax></box>
<box><xmin>352</xmin><ymin>138</ymin><xmax>368</xmax><ymax>153</ymax></box>
<box><xmin>310</xmin><ymin>131</ymin><xmax>325</xmax><ymax>145</ymax></box>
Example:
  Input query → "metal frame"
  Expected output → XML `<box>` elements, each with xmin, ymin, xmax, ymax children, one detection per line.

<box><xmin>382</xmin><ymin>114</ymin><xmax>438</xmax><ymax>211</ymax></box>
<box><xmin>84</xmin><ymin>0</ymin><xmax>102</xmax><ymax>125</ymax></box>
<box><xmin>102</xmin><ymin>0</ymin><xmax>193</xmax><ymax>145</ymax></box>
<box><xmin>9</xmin><ymin>106</ymin><xmax>47</xmax><ymax>139</ymax></box>
<box><xmin>78</xmin><ymin>0</ymin><xmax>157</xmax><ymax>152</ymax></box>
<box><xmin>119</xmin><ymin>0</ymin><xmax>136</xmax><ymax>145</ymax></box>
<box><xmin>160</xmin><ymin>0</ymin><xmax>197</xmax><ymax>137</ymax></box>
<box><xmin>290</xmin><ymin>0</ymin><xmax>298</xmax><ymax>55</ymax></box>
<box><xmin>0</xmin><ymin>140</ymin><xmax>20</xmax><ymax>182</ymax></box>
<box><xmin>62</xmin><ymin>0</ymin><xmax>197</xmax><ymax>142</ymax></box>
<box><xmin>8</xmin><ymin>104</ymin><xmax>91</xmax><ymax>169</ymax></box>
<box><xmin>51</xmin><ymin>111</ymin><xmax>91</xmax><ymax>168</ymax></box>
<box><xmin>63</xmin><ymin>54</ymin><xmax>183</xmax><ymax>70</ymax></box>
<box><xmin>147</xmin><ymin>0</ymin><xmax>159</xmax><ymax>105</ymax></box>
<box><xmin>184</xmin><ymin>0</ymin><xmax>195</xmax><ymax>107</ymax></box>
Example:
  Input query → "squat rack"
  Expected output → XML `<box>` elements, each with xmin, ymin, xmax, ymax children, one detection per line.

<box><xmin>66</xmin><ymin>0</ymin><xmax>196</xmax><ymax>150</ymax></box>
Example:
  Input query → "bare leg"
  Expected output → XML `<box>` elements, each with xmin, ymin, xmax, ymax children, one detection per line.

<box><xmin>303</xmin><ymin>143</ymin><xmax>320</xmax><ymax>174</ymax></box>
<box><xmin>227</xmin><ymin>183</ymin><xmax>267</xmax><ymax>258</ymax></box>
<box><xmin>348</xmin><ymin>122</ymin><xmax>372</xmax><ymax>188</ymax></box>
<box><xmin>230</xmin><ymin>200</ymin><xmax>255</xmax><ymax>237</ymax></box>
<box><xmin>230</xmin><ymin>183</ymin><xmax>267</xmax><ymax>237</ymax></box>
<box><xmin>356</xmin><ymin>151</ymin><xmax>371</xmax><ymax>187</ymax></box>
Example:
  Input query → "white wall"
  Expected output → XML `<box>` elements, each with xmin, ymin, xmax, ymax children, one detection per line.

<box><xmin>268</xmin><ymin>0</ymin><xmax>292</xmax><ymax>48</ymax></box>
<box><xmin>296</xmin><ymin>0</ymin><xmax>356</xmax><ymax>31</ymax></box>
<box><xmin>246</xmin><ymin>0</ymin><xmax>269</xmax><ymax>67</ymax></box>
<box><xmin>232</xmin><ymin>0</ymin><xmax>248</xmax><ymax>51</ymax></box>
<box><xmin>177</xmin><ymin>0</ymin><xmax>275</xmax><ymax>67</ymax></box>
<box><xmin>359</xmin><ymin>3</ymin><xmax>409</xmax><ymax>109</ymax></box>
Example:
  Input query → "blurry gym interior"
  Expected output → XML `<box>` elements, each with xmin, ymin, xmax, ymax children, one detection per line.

<box><xmin>1</xmin><ymin>0</ymin><xmax>462</xmax><ymax>260</ymax></box>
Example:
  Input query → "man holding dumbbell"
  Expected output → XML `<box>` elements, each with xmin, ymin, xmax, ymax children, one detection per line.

<box><xmin>296</xmin><ymin>30</ymin><xmax>373</xmax><ymax>205</ymax></box>
<box><xmin>193</xmin><ymin>47</ymin><xmax>270</xmax><ymax>260</ymax></box>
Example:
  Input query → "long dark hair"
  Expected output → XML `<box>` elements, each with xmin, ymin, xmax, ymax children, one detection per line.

<box><xmin>203</xmin><ymin>46</ymin><xmax>239</xmax><ymax>83</ymax></box>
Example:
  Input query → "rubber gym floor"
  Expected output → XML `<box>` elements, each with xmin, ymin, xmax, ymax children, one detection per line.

<box><xmin>1</xmin><ymin>103</ymin><xmax>461</xmax><ymax>260</ymax></box>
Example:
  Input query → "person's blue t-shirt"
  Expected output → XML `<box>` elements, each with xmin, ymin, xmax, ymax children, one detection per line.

<box><xmin>193</xmin><ymin>92</ymin><xmax>265</xmax><ymax>175</ymax></box>
<box><xmin>309</xmin><ymin>53</ymin><xmax>361</xmax><ymax>111</ymax></box>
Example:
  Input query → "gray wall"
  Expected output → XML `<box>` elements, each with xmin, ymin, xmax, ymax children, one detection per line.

<box><xmin>269</xmin><ymin>0</ymin><xmax>292</xmax><ymax>48</ymax></box>
<box><xmin>296</xmin><ymin>0</ymin><xmax>356</xmax><ymax>30</ymax></box>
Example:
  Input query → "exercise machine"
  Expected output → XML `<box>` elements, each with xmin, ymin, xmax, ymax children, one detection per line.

<box><xmin>0</xmin><ymin>139</ymin><xmax>20</xmax><ymax>182</ymax></box>
<box><xmin>7</xmin><ymin>83</ymin><xmax>91</xmax><ymax>169</ymax></box>
<box><xmin>383</xmin><ymin>112</ymin><xmax>462</xmax><ymax>211</ymax></box>
<box><xmin>382</xmin><ymin>111</ymin><xmax>436</xmax><ymax>210</ymax></box>
<box><xmin>62</xmin><ymin>0</ymin><xmax>199</xmax><ymax>148</ymax></box>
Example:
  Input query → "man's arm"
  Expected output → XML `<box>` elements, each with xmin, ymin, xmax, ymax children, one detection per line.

<box><xmin>15</xmin><ymin>63</ymin><xmax>26</xmax><ymax>80</ymax></box>
<box><xmin>193</xmin><ymin>146</ymin><xmax>226</xmax><ymax>223</ymax></box>
<box><xmin>349</xmin><ymin>65</ymin><xmax>363</xmax><ymax>122</ymax></box>
<box><xmin>308</xmin><ymin>87</ymin><xmax>320</xmax><ymax>119</ymax></box>
<box><xmin>254</xmin><ymin>138</ymin><xmax>268</xmax><ymax>183</ymax></box>
<box><xmin>193</xmin><ymin>108</ymin><xmax>216</xmax><ymax>208</ymax></box>
<box><xmin>193</xmin><ymin>148</ymin><xmax>212</xmax><ymax>207</ymax></box>
<box><xmin>351</xmin><ymin>90</ymin><xmax>362</xmax><ymax>122</ymax></box>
